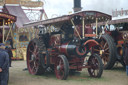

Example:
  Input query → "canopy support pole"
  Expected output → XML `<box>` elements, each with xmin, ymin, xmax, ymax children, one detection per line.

<box><xmin>2</xmin><ymin>19</ymin><xmax>5</xmax><ymax>43</ymax></box>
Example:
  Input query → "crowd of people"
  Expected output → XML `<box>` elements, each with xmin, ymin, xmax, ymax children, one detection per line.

<box><xmin>0</xmin><ymin>43</ymin><xmax>13</xmax><ymax>85</ymax></box>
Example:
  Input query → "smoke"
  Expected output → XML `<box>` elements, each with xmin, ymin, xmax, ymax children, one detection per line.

<box><xmin>82</xmin><ymin>0</ymin><xmax>127</xmax><ymax>15</ymax></box>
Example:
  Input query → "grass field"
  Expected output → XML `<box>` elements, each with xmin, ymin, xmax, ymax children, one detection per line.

<box><xmin>8</xmin><ymin>61</ymin><xmax>128</xmax><ymax>85</ymax></box>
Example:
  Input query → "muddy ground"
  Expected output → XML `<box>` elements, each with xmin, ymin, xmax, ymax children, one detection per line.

<box><xmin>8</xmin><ymin>61</ymin><xmax>128</xmax><ymax>85</ymax></box>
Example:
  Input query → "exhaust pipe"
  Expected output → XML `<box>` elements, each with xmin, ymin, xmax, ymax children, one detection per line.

<box><xmin>73</xmin><ymin>0</ymin><xmax>82</xmax><ymax>12</ymax></box>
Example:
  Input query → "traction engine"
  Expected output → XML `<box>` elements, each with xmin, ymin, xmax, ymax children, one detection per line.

<box><xmin>93</xmin><ymin>20</ymin><xmax>128</xmax><ymax>69</ymax></box>
<box><xmin>25</xmin><ymin>11</ymin><xmax>111</xmax><ymax>80</ymax></box>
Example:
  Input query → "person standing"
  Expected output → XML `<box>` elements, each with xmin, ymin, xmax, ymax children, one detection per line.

<box><xmin>125</xmin><ymin>43</ymin><xmax>128</xmax><ymax>76</ymax></box>
<box><xmin>0</xmin><ymin>43</ymin><xmax>9</xmax><ymax>85</ymax></box>
<box><xmin>5</xmin><ymin>45</ymin><xmax>13</xmax><ymax>67</ymax></box>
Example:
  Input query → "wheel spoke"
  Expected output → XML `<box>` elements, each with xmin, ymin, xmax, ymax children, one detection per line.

<box><xmin>105</xmin><ymin>52</ymin><xmax>109</xmax><ymax>55</ymax></box>
<box><xmin>60</xmin><ymin>70</ymin><xmax>64</xmax><ymax>78</ymax></box>
<box><xmin>91</xmin><ymin>69</ymin><xmax>95</xmax><ymax>76</ymax></box>
<box><xmin>59</xmin><ymin>59</ymin><xmax>62</xmax><ymax>66</ymax></box>
<box><xmin>29</xmin><ymin>60</ymin><xmax>33</xmax><ymax>63</ymax></box>
<box><xmin>103</xmin><ymin>58</ymin><xmax>107</xmax><ymax>65</ymax></box>
<box><xmin>36</xmin><ymin>56</ymin><xmax>39</xmax><ymax>60</ymax></box>
<box><xmin>103</xmin><ymin>42</ymin><xmax>107</xmax><ymax>49</ymax></box>
<box><xmin>104</xmin><ymin>56</ymin><xmax>109</xmax><ymax>62</ymax></box>
<box><xmin>93</xmin><ymin>70</ymin><xmax>96</xmax><ymax>76</ymax></box>
<box><xmin>32</xmin><ymin>65</ymin><xmax>36</xmax><ymax>73</ymax></box>
<box><xmin>35</xmin><ymin>51</ymin><xmax>39</xmax><ymax>55</ymax></box>
<box><xmin>33</xmin><ymin>46</ymin><xmax>39</xmax><ymax>54</ymax></box>
<box><xmin>96</xmin><ymin>69</ymin><xmax>99</xmax><ymax>76</ymax></box>
<box><xmin>34</xmin><ymin>46</ymin><xmax>38</xmax><ymax>52</ymax></box>
<box><xmin>100</xmin><ymin>40</ymin><xmax>104</xmax><ymax>48</ymax></box>
<box><xmin>60</xmin><ymin>65</ymin><xmax>64</xmax><ymax>70</ymax></box>
<box><xmin>104</xmin><ymin>47</ymin><xmax>109</xmax><ymax>51</ymax></box>
<box><xmin>102</xmin><ymin>58</ymin><xmax>105</xmax><ymax>64</ymax></box>
<box><xmin>29</xmin><ymin>48</ymin><xmax>33</xmax><ymax>53</ymax></box>
<box><xmin>93</xmin><ymin>49</ymin><xmax>100</xmax><ymax>52</ymax></box>
<box><xmin>35</xmin><ymin>60</ymin><xmax>39</xmax><ymax>66</ymax></box>
<box><xmin>32</xmin><ymin>42</ymin><xmax>35</xmax><ymax>47</ymax></box>
<box><xmin>33</xmin><ymin>62</ymin><xmax>36</xmax><ymax>68</ymax></box>
<box><xmin>32</xmin><ymin>67</ymin><xmax>35</xmax><ymax>72</ymax></box>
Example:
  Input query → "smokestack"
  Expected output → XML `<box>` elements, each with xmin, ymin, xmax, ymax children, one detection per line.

<box><xmin>73</xmin><ymin>0</ymin><xmax>82</xmax><ymax>12</ymax></box>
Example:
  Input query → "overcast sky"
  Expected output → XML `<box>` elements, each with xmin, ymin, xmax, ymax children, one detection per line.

<box><xmin>43</xmin><ymin>0</ymin><xmax>128</xmax><ymax>18</ymax></box>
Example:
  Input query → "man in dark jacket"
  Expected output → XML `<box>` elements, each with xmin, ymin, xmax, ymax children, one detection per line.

<box><xmin>125</xmin><ymin>43</ymin><xmax>128</xmax><ymax>76</ymax></box>
<box><xmin>0</xmin><ymin>43</ymin><xmax>9</xmax><ymax>85</ymax></box>
<box><xmin>5</xmin><ymin>45</ymin><xmax>13</xmax><ymax>67</ymax></box>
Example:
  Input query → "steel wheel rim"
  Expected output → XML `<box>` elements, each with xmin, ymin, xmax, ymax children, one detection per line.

<box><xmin>55</xmin><ymin>57</ymin><xmax>65</xmax><ymax>79</ymax></box>
<box><xmin>27</xmin><ymin>41</ymin><xmax>40</xmax><ymax>75</ymax></box>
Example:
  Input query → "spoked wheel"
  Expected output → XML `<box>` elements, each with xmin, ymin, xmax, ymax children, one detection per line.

<box><xmin>88</xmin><ymin>54</ymin><xmax>103</xmax><ymax>78</ymax></box>
<box><xmin>93</xmin><ymin>34</ymin><xmax>116</xmax><ymax>69</ymax></box>
<box><xmin>27</xmin><ymin>38</ymin><xmax>45</xmax><ymax>75</ymax></box>
<box><xmin>55</xmin><ymin>55</ymin><xmax>69</xmax><ymax>80</ymax></box>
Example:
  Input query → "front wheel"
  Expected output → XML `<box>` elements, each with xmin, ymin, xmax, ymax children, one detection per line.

<box><xmin>88</xmin><ymin>54</ymin><xmax>103</xmax><ymax>78</ymax></box>
<box><xmin>54</xmin><ymin>55</ymin><xmax>69</xmax><ymax>80</ymax></box>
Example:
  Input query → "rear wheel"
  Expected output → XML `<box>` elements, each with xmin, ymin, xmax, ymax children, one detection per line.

<box><xmin>88</xmin><ymin>54</ymin><xmax>103</xmax><ymax>78</ymax></box>
<box><xmin>93</xmin><ymin>34</ymin><xmax>116</xmax><ymax>69</ymax></box>
<box><xmin>27</xmin><ymin>38</ymin><xmax>45</xmax><ymax>75</ymax></box>
<box><xmin>55</xmin><ymin>55</ymin><xmax>69</xmax><ymax>80</ymax></box>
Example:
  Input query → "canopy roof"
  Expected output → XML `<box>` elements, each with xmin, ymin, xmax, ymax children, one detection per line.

<box><xmin>0</xmin><ymin>12</ymin><xmax>16</xmax><ymax>26</ymax></box>
<box><xmin>24</xmin><ymin>10</ymin><xmax>112</xmax><ymax>27</ymax></box>
<box><xmin>3</xmin><ymin>5</ymin><xmax>30</xmax><ymax>28</ymax></box>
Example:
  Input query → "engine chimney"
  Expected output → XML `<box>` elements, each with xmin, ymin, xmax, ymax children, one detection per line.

<box><xmin>73</xmin><ymin>0</ymin><xmax>82</xmax><ymax>12</ymax></box>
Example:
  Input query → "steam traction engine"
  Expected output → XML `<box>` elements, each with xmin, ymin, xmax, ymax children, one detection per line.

<box><xmin>25</xmin><ymin>11</ymin><xmax>111</xmax><ymax>80</ymax></box>
<box><xmin>93</xmin><ymin>18</ymin><xmax>128</xmax><ymax>69</ymax></box>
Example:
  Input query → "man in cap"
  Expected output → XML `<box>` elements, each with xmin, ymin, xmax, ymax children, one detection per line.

<box><xmin>0</xmin><ymin>43</ymin><xmax>9</xmax><ymax>85</ymax></box>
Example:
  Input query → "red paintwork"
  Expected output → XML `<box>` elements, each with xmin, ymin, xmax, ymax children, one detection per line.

<box><xmin>85</xmin><ymin>34</ymin><xmax>96</xmax><ymax>37</ymax></box>
<box><xmin>76</xmin><ymin>46</ymin><xmax>87</xmax><ymax>56</ymax></box>
<box><xmin>85</xmin><ymin>25</ymin><xmax>93</xmax><ymax>34</ymax></box>
<box><xmin>74</xmin><ymin>24</ymin><xmax>93</xmax><ymax>37</ymax></box>
<box><xmin>74</xmin><ymin>25</ymin><xmax>82</xmax><ymax>37</ymax></box>
<box><xmin>48</xmin><ymin>39</ymin><xmax>99</xmax><ymax>71</ymax></box>
<box><xmin>84</xmin><ymin>40</ymin><xmax>99</xmax><ymax>49</ymax></box>
<box><xmin>68</xmin><ymin>57</ymin><xmax>84</xmax><ymax>71</ymax></box>
<box><xmin>49</xmin><ymin>34</ymin><xmax>61</xmax><ymax>46</ymax></box>
<box><xmin>57</xmin><ymin>42</ymin><xmax>69</xmax><ymax>55</ymax></box>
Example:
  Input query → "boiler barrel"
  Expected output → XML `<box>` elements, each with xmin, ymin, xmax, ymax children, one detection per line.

<box><xmin>58</xmin><ymin>42</ymin><xmax>76</xmax><ymax>55</ymax></box>
<box><xmin>58</xmin><ymin>41</ymin><xmax>89</xmax><ymax>58</ymax></box>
